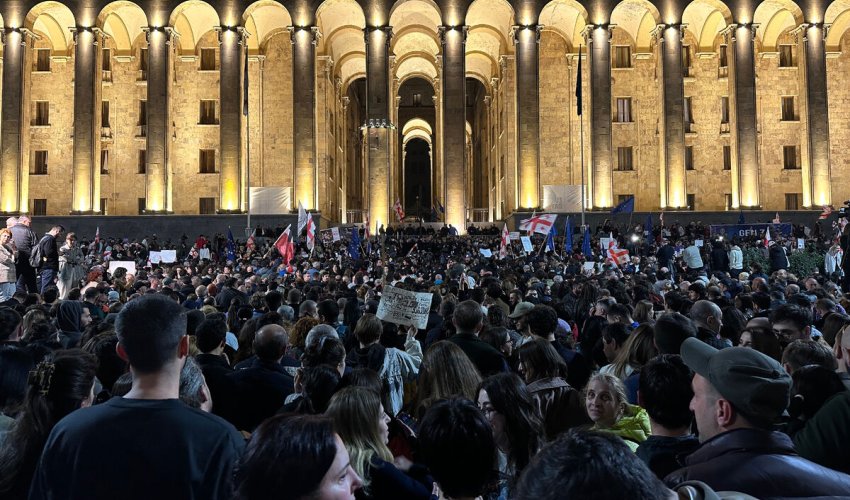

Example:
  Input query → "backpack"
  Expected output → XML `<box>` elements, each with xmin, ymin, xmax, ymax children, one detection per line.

<box><xmin>29</xmin><ymin>236</ymin><xmax>48</xmax><ymax>268</ymax></box>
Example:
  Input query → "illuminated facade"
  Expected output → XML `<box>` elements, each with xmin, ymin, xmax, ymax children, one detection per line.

<box><xmin>1</xmin><ymin>0</ymin><xmax>849</xmax><ymax>229</ymax></box>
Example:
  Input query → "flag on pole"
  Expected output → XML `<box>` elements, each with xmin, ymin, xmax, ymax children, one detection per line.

<box><xmin>274</xmin><ymin>225</ymin><xmax>292</xmax><ymax>264</ymax></box>
<box><xmin>500</xmin><ymin>223</ymin><xmax>510</xmax><ymax>259</ymax></box>
<box><xmin>764</xmin><ymin>226</ymin><xmax>771</xmax><ymax>247</ymax></box>
<box><xmin>242</xmin><ymin>43</ymin><xmax>249</xmax><ymax>116</ymax></box>
<box><xmin>546</xmin><ymin>224</ymin><xmax>556</xmax><ymax>253</ymax></box>
<box><xmin>406</xmin><ymin>243</ymin><xmax>418</xmax><ymax>257</ymax></box>
<box><xmin>659</xmin><ymin>211</ymin><xmax>665</xmax><ymax>227</ymax></box>
<box><xmin>246</xmin><ymin>228</ymin><xmax>256</xmax><ymax>252</ymax></box>
<box><xmin>564</xmin><ymin>217</ymin><xmax>573</xmax><ymax>253</ymax></box>
<box><xmin>436</xmin><ymin>198</ymin><xmax>445</xmax><ymax>214</ymax></box>
<box><xmin>581</xmin><ymin>227</ymin><xmax>592</xmax><ymax>257</ymax></box>
<box><xmin>226</xmin><ymin>228</ymin><xmax>237</xmax><ymax>262</ymax></box>
<box><xmin>95</xmin><ymin>226</ymin><xmax>100</xmax><ymax>246</ymax></box>
<box><xmin>576</xmin><ymin>45</ymin><xmax>583</xmax><ymax>116</ymax></box>
<box><xmin>364</xmin><ymin>214</ymin><xmax>371</xmax><ymax>240</ymax></box>
<box><xmin>819</xmin><ymin>205</ymin><xmax>834</xmax><ymax>220</ymax></box>
<box><xmin>297</xmin><ymin>201</ymin><xmax>308</xmax><ymax>235</ymax></box>
<box><xmin>393</xmin><ymin>198</ymin><xmax>405</xmax><ymax>221</ymax></box>
<box><xmin>431</xmin><ymin>206</ymin><xmax>438</xmax><ymax>222</ymax></box>
<box><xmin>738</xmin><ymin>210</ymin><xmax>746</xmax><ymax>224</ymax></box>
<box><xmin>644</xmin><ymin>213</ymin><xmax>652</xmax><ymax>236</ymax></box>
<box><xmin>611</xmin><ymin>196</ymin><xmax>635</xmax><ymax>215</ymax></box>
<box><xmin>349</xmin><ymin>226</ymin><xmax>361</xmax><ymax>260</ymax></box>
<box><xmin>519</xmin><ymin>213</ymin><xmax>557</xmax><ymax>234</ymax></box>
<box><xmin>305</xmin><ymin>213</ymin><xmax>316</xmax><ymax>252</ymax></box>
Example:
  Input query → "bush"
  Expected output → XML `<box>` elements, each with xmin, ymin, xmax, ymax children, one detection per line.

<box><xmin>742</xmin><ymin>247</ymin><xmax>769</xmax><ymax>273</ymax></box>
<box><xmin>789</xmin><ymin>250</ymin><xmax>824</xmax><ymax>278</ymax></box>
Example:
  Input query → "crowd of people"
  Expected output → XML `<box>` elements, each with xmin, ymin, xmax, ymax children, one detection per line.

<box><xmin>2</xmin><ymin>212</ymin><xmax>850</xmax><ymax>499</ymax></box>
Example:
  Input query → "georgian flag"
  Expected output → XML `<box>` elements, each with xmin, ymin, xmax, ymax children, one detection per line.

<box><xmin>764</xmin><ymin>226</ymin><xmax>771</xmax><ymax>247</ymax></box>
<box><xmin>274</xmin><ymin>225</ymin><xmax>292</xmax><ymax>264</ymax></box>
<box><xmin>305</xmin><ymin>213</ymin><xmax>316</xmax><ymax>252</ymax></box>
<box><xmin>297</xmin><ymin>201</ymin><xmax>308</xmax><ymax>235</ymax></box>
<box><xmin>607</xmin><ymin>240</ymin><xmax>630</xmax><ymax>267</ymax></box>
<box><xmin>519</xmin><ymin>213</ymin><xmax>557</xmax><ymax>235</ymax></box>
<box><xmin>499</xmin><ymin>223</ymin><xmax>509</xmax><ymax>259</ymax></box>
<box><xmin>393</xmin><ymin>198</ymin><xmax>405</xmax><ymax>221</ymax></box>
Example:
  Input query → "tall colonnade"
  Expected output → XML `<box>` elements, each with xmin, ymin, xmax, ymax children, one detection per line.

<box><xmin>1</xmin><ymin>0</ymin><xmax>850</xmax><ymax>230</ymax></box>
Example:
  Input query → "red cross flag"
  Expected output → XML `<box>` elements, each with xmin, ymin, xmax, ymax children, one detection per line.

<box><xmin>764</xmin><ymin>226</ymin><xmax>771</xmax><ymax>247</ymax></box>
<box><xmin>393</xmin><ymin>198</ymin><xmax>405</xmax><ymax>221</ymax></box>
<box><xmin>819</xmin><ymin>205</ymin><xmax>834</xmax><ymax>220</ymax></box>
<box><xmin>500</xmin><ymin>223</ymin><xmax>509</xmax><ymax>259</ymax></box>
<box><xmin>607</xmin><ymin>240</ymin><xmax>630</xmax><ymax>267</ymax></box>
<box><xmin>519</xmin><ymin>213</ymin><xmax>557</xmax><ymax>235</ymax></box>
<box><xmin>274</xmin><ymin>225</ymin><xmax>293</xmax><ymax>264</ymax></box>
<box><xmin>306</xmin><ymin>213</ymin><xmax>316</xmax><ymax>252</ymax></box>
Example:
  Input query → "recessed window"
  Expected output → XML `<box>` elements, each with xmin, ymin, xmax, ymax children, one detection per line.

<box><xmin>138</xmin><ymin>100</ymin><xmax>147</xmax><ymax>126</ymax></box>
<box><xmin>723</xmin><ymin>145</ymin><xmax>731</xmax><ymax>171</ymax></box>
<box><xmin>199</xmin><ymin>100</ymin><xmax>218</xmax><ymax>125</ymax></box>
<box><xmin>33</xmin><ymin>101</ymin><xmax>49</xmax><ymax>126</ymax></box>
<box><xmin>138</xmin><ymin>150</ymin><xmax>147</xmax><ymax>174</ymax></box>
<box><xmin>413</xmin><ymin>93</ymin><xmax>422</xmax><ymax>106</ymax></box>
<box><xmin>100</xmin><ymin>198</ymin><xmax>108</xmax><ymax>215</ymax></box>
<box><xmin>200</xmin><ymin>48</ymin><xmax>217</xmax><ymax>71</ymax></box>
<box><xmin>718</xmin><ymin>44</ymin><xmax>729</xmax><ymax>77</ymax></box>
<box><xmin>682</xmin><ymin>45</ymin><xmax>692</xmax><ymax>77</ymax></box>
<box><xmin>615</xmin><ymin>98</ymin><xmax>632</xmax><ymax>123</ymax></box>
<box><xmin>785</xmin><ymin>193</ymin><xmax>801</xmax><ymax>210</ymax></box>
<box><xmin>102</xmin><ymin>48</ymin><xmax>112</xmax><ymax>71</ymax></box>
<box><xmin>617</xmin><ymin>147</ymin><xmax>633</xmax><ymax>171</ymax></box>
<box><xmin>779</xmin><ymin>45</ymin><xmax>795</xmax><ymax>68</ymax></box>
<box><xmin>139</xmin><ymin>48</ymin><xmax>148</xmax><ymax>80</ymax></box>
<box><xmin>31</xmin><ymin>151</ymin><xmax>48</xmax><ymax>175</ymax></box>
<box><xmin>101</xmin><ymin>101</ymin><xmax>111</xmax><ymax>128</ymax></box>
<box><xmin>725</xmin><ymin>194</ymin><xmax>733</xmax><ymax>210</ymax></box>
<box><xmin>684</xmin><ymin>97</ymin><xmax>694</xmax><ymax>132</ymax></box>
<box><xmin>613</xmin><ymin>46</ymin><xmax>631</xmax><ymax>69</ymax></box>
<box><xmin>781</xmin><ymin>96</ymin><xmax>796</xmax><ymax>121</ymax></box>
<box><xmin>138</xmin><ymin>198</ymin><xmax>146</xmax><ymax>215</ymax></box>
<box><xmin>783</xmin><ymin>145</ymin><xmax>800</xmax><ymax>169</ymax></box>
<box><xmin>720</xmin><ymin>97</ymin><xmax>729</xmax><ymax>124</ymax></box>
<box><xmin>685</xmin><ymin>146</ymin><xmax>694</xmax><ymax>171</ymax></box>
<box><xmin>687</xmin><ymin>193</ymin><xmax>696</xmax><ymax>211</ymax></box>
<box><xmin>199</xmin><ymin>149</ymin><xmax>216</xmax><ymax>173</ymax></box>
<box><xmin>32</xmin><ymin>199</ymin><xmax>47</xmax><ymax>216</ymax></box>
<box><xmin>100</xmin><ymin>150</ymin><xmax>109</xmax><ymax>175</ymax></box>
<box><xmin>35</xmin><ymin>49</ymin><xmax>51</xmax><ymax>72</ymax></box>
<box><xmin>199</xmin><ymin>197</ymin><xmax>216</xmax><ymax>214</ymax></box>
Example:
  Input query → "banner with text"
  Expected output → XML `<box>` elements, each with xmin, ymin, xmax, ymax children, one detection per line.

<box><xmin>376</xmin><ymin>285</ymin><xmax>434</xmax><ymax>329</ymax></box>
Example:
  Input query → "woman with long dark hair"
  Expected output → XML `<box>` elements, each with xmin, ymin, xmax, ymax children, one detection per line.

<box><xmin>477</xmin><ymin>373</ymin><xmax>544</xmax><ymax>497</ymax></box>
<box><xmin>0</xmin><ymin>349</ymin><xmax>96</xmax><ymax>499</ymax></box>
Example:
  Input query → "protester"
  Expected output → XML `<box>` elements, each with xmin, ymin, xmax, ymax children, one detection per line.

<box><xmin>584</xmin><ymin>372</ymin><xmax>650</xmax><ymax>452</ymax></box>
<box><xmin>0</xmin><ymin>228</ymin><xmax>17</xmax><ymax>302</ymax></box>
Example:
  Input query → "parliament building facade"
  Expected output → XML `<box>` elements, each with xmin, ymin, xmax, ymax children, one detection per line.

<box><xmin>1</xmin><ymin>0</ymin><xmax>849</xmax><ymax>230</ymax></box>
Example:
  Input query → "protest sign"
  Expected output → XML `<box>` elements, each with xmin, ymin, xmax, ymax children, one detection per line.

<box><xmin>509</xmin><ymin>232</ymin><xmax>520</xmax><ymax>241</ymax></box>
<box><xmin>520</xmin><ymin>236</ymin><xmax>533</xmax><ymax>253</ymax></box>
<box><xmin>376</xmin><ymin>285</ymin><xmax>433</xmax><ymax>329</ymax></box>
<box><xmin>479</xmin><ymin>248</ymin><xmax>492</xmax><ymax>258</ymax></box>
<box><xmin>160</xmin><ymin>250</ymin><xmax>177</xmax><ymax>263</ymax></box>
<box><xmin>695</xmin><ymin>240</ymin><xmax>704</xmax><ymax>247</ymax></box>
<box><xmin>109</xmin><ymin>261</ymin><xmax>136</xmax><ymax>276</ymax></box>
<box><xmin>149</xmin><ymin>251</ymin><xmax>162</xmax><ymax>264</ymax></box>
<box><xmin>331</xmin><ymin>227</ymin><xmax>341</xmax><ymax>242</ymax></box>
<box><xmin>199</xmin><ymin>248</ymin><xmax>211</xmax><ymax>260</ymax></box>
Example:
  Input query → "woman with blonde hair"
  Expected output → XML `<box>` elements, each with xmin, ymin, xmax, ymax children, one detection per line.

<box><xmin>0</xmin><ymin>228</ymin><xmax>17</xmax><ymax>301</ymax></box>
<box><xmin>584</xmin><ymin>372</ymin><xmax>650</xmax><ymax>452</ymax></box>
<box><xmin>414</xmin><ymin>341</ymin><xmax>482</xmax><ymax>419</ymax></box>
<box><xmin>601</xmin><ymin>324</ymin><xmax>658</xmax><ymax>383</ymax></box>
<box><xmin>326</xmin><ymin>387</ymin><xmax>432</xmax><ymax>499</ymax></box>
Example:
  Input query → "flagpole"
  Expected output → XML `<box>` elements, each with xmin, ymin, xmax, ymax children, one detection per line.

<box><xmin>578</xmin><ymin>45</ymin><xmax>586</xmax><ymax>230</ymax></box>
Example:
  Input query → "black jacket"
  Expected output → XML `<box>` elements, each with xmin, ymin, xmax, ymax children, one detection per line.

<box><xmin>195</xmin><ymin>353</ymin><xmax>235</xmax><ymax>418</ymax></box>
<box><xmin>665</xmin><ymin>428</ymin><xmax>850</xmax><ymax>498</ymax></box>
<box><xmin>769</xmin><ymin>245</ymin><xmax>789</xmax><ymax>272</ymax></box>
<box><xmin>447</xmin><ymin>332</ymin><xmax>507</xmax><ymax>377</ymax></box>
<box><xmin>636</xmin><ymin>434</ymin><xmax>700</xmax><ymax>480</ymax></box>
<box><xmin>226</xmin><ymin>358</ymin><xmax>295</xmax><ymax>431</ymax></box>
<box><xmin>39</xmin><ymin>234</ymin><xmax>60</xmax><ymax>270</ymax></box>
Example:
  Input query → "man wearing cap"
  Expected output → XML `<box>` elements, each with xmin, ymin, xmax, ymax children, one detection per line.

<box><xmin>665</xmin><ymin>337</ymin><xmax>850</xmax><ymax>496</ymax></box>
<box><xmin>509</xmin><ymin>301</ymin><xmax>534</xmax><ymax>340</ymax></box>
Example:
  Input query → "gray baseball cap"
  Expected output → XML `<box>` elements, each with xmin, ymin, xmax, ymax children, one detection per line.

<box><xmin>681</xmin><ymin>337</ymin><xmax>790</xmax><ymax>420</ymax></box>
<box><xmin>509</xmin><ymin>301</ymin><xmax>535</xmax><ymax>319</ymax></box>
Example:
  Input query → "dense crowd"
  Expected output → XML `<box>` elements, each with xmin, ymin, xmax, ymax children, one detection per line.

<box><xmin>2</xmin><ymin>212</ymin><xmax>850</xmax><ymax>500</ymax></box>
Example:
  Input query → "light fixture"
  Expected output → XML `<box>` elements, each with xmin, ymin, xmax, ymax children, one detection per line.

<box><xmin>631</xmin><ymin>234</ymin><xmax>640</xmax><ymax>243</ymax></box>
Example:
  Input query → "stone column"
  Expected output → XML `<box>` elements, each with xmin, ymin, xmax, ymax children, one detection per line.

<box><xmin>365</xmin><ymin>26</ymin><xmax>392</xmax><ymax>227</ymax></box>
<box><xmin>655</xmin><ymin>24</ymin><xmax>687</xmax><ymax>209</ymax></box>
<box><xmin>0</xmin><ymin>28</ymin><xmax>35</xmax><ymax>214</ymax></box>
<box><xmin>797</xmin><ymin>23</ymin><xmax>830</xmax><ymax>207</ymax></box>
<box><xmin>513</xmin><ymin>25</ymin><xmax>541</xmax><ymax>210</ymax></box>
<box><xmin>217</xmin><ymin>26</ymin><xmax>246</xmax><ymax>213</ymax></box>
<box><xmin>71</xmin><ymin>27</ymin><xmax>104</xmax><ymax>214</ymax></box>
<box><xmin>586</xmin><ymin>25</ymin><xmax>613</xmax><ymax>209</ymax></box>
<box><xmin>440</xmin><ymin>25</ymin><xmax>467</xmax><ymax>232</ymax></box>
<box><xmin>144</xmin><ymin>26</ymin><xmax>175</xmax><ymax>213</ymax></box>
<box><xmin>291</xmin><ymin>26</ymin><xmax>319</xmax><ymax>210</ymax></box>
<box><xmin>724</xmin><ymin>24</ymin><xmax>760</xmax><ymax>209</ymax></box>
<box><xmin>341</xmin><ymin>96</ymin><xmax>350</xmax><ymax>222</ymax></box>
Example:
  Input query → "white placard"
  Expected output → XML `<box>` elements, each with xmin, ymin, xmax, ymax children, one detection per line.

<box><xmin>520</xmin><ymin>236</ymin><xmax>533</xmax><ymax>253</ymax></box>
<box><xmin>509</xmin><ymin>232</ymin><xmax>520</xmax><ymax>241</ymax></box>
<box><xmin>331</xmin><ymin>227</ymin><xmax>341</xmax><ymax>242</ymax></box>
<box><xmin>479</xmin><ymin>248</ymin><xmax>492</xmax><ymax>258</ymax></box>
<box><xmin>797</xmin><ymin>238</ymin><xmax>805</xmax><ymax>249</ymax></box>
<box><xmin>109</xmin><ymin>261</ymin><xmax>136</xmax><ymax>277</ymax></box>
<box><xmin>695</xmin><ymin>239</ymin><xmax>704</xmax><ymax>247</ymax></box>
<box><xmin>199</xmin><ymin>248</ymin><xmax>211</xmax><ymax>260</ymax></box>
<box><xmin>149</xmin><ymin>251</ymin><xmax>162</xmax><ymax>264</ymax></box>
<box><xmin>583</xmin><ymin>262</ymin><xmax>596</xmax><ymax>271</ymax></box>
<box><xmin>376</xmin><ymin>285</ymin><xmax>434</xmax><ymax>329</ymax></box>
<box><xmin>600</xmin><ymin>238</ymin><xmax>613</xmax><ymax>249</ymax></box>
<box><xmin>160</xmin><ymin>250</ymin><xmax>177</xmax><ymax>263</ymax></box>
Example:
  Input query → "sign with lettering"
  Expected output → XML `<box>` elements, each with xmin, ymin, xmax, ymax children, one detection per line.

<box><xmin>376</xmin><ymin>285</ymin><xmax>434</xmax><ymax>329</ymax></box>
<box><xmin>709</xmin><ymin>223</ymin><xmax>793</xmax><ymax>240</ymax></box>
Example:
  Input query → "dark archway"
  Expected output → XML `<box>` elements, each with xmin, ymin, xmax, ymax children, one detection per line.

<box><xmin>403</xmin><ymin>138</ymin><xmax>432</xmax><ymax>219</ymax></box>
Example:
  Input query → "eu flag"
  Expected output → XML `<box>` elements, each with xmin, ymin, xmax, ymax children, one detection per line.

<box><xmin>581</xmin><ymin>227</ymin><xmax>592</xmax><ymax>257</ymax></box>
<box><xmin>349</xmin><ymin>227</ymin><xmax>361</xmax><ymax>260</ymax></box>
<box><xmin>564</xmin><ymin>217</ymin><xmax>573</xmax><ymax>253</ymax></box>
<box><xmin>644</xmin><ymin>213</ymin><xmax>653</xmax><ymax>236</ymax></box>
<box><xmin>226</xmin><ymin>228</ymin><xmax>236</xmax><ymax>262</ymax></box>
<box><xmin>547</xmin><ymin>225</ymin><xmax>556</xmax><ymax>252</ymax></box>
<box><xmin>611</xmin><ymin>197</ymin><xmax>635</xmax><ymax>215</ymax></box>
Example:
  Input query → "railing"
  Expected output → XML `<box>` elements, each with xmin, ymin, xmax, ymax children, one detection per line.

<box><xmin>467</xmin><ymin>208</ymin><xmax>490</xmax><ymax>223</ymax></box>
<box><xmin>346</xmin><ymin>209</ymin><xmax>367</xmax><ymax>224</ymax></box>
